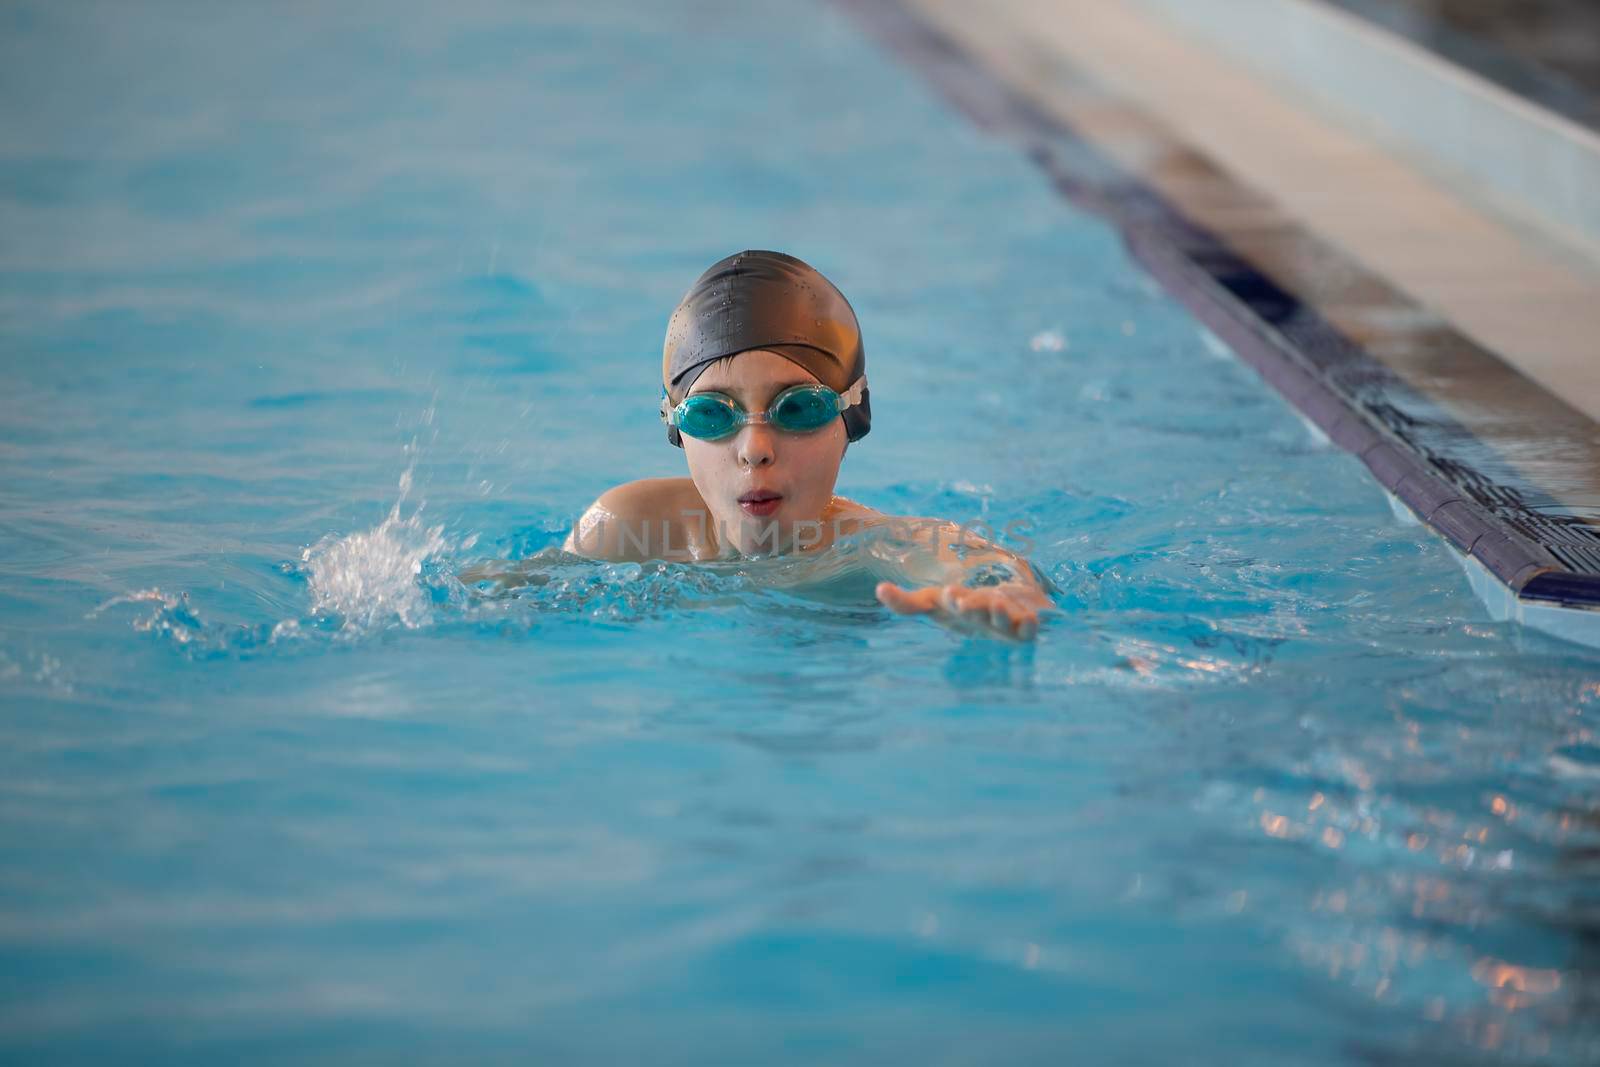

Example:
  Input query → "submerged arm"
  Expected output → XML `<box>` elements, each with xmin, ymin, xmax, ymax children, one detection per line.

<box><xmin>873</xmin><ymin>520</ymin><xmax>1054</xmax><ymax>641</ymax></box>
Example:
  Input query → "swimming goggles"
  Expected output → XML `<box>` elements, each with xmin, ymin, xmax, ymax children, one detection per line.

<box><xmin>660</xmin><ymin>377</ymin><xmax>868</xmax><ymax>442</ymax></box>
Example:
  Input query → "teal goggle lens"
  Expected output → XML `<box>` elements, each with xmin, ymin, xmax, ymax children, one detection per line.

<box><xmin>675</xmin><ymin>385</ymin><xmax>841</xmax><ymax>441</ymax></box>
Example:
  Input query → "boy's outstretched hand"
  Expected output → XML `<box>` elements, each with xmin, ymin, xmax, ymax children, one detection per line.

<box><xmin>875</xmin><ymin>579</ymin><xmax>1050</xmax><ymax>641</ymax></box>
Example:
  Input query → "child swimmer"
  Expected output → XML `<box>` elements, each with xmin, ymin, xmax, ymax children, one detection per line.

<box><xmin>562</xmin><ymin>250</ymin><xmax>1055</xmax><ymax>641</ymax></box>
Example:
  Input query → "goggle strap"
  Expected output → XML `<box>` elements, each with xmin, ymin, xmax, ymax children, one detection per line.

<box><xmin>836</xmin><ymin>376</ymin><xmax>867</xmax><ymax>413</ymax></box>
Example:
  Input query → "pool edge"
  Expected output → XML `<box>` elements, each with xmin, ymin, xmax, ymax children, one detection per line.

<box><xmin>830</xmin><ymin>0</ymin><xmax>1600</xmax><ymax>647</ymax></box>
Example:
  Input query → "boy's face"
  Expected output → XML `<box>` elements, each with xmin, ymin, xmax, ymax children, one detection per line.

<box><xmin>681</xmin><ymin>348</ymin><xmax>848</xmax><ymax>556</ymax></box>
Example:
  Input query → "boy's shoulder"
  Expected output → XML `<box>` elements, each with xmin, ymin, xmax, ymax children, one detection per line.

<box><xmin>590</xmin><ymin>476</ymin><xmax>703</xmax><ymax>519</ymax></box>
<box><xmin>823</xmin><ymin>494</ymin><xmax>880</xmax><ymax>532</ymax></box>
<box><xmin>564</xmin><ymin>478</ymin><xmax>707</xmax><ymax>561</ymax></box>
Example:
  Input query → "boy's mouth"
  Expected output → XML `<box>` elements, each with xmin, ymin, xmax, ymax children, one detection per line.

<box><xmin>737</xmin><ymin>489</ymin><xmax>783</xmax><ymax>517</ymax></box>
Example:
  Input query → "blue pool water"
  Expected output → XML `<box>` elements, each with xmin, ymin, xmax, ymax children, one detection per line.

<box><xmin>2</xmin><ymin>1</ymin><xmax>1598</xmax><ymax>1063</ymax></box>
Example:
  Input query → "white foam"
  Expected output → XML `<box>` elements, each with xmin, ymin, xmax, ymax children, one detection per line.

<box><xmin>301</xmin><ymin>469</ymin><xmax>454</xmax><ymax>632</ymax></box>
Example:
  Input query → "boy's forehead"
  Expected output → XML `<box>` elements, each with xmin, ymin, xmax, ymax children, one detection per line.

<box><xmin>688</xmin><ymin>350</ymin><xmax>819</xmax><ymax>395</ymax></box>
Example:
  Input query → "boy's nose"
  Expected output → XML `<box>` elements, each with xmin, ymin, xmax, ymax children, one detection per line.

<box><xmin>736</xmin><ymin>422</ymin><xmax>776</xmax><ymax>468</ymax></box>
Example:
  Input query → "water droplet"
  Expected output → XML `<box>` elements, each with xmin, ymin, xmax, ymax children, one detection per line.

<box><xmin>1030</xmin><ymin>330</ymin><xmax>1067</xmax><ymax>352</ymax></box>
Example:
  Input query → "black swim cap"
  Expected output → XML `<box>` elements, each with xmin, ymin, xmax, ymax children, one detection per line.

<box><xmin>660</xmin><ymin>250</ymin><xmax>870</xmax><ymax>448</ymax></box>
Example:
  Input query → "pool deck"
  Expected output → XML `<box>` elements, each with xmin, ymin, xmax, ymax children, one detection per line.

<box><xmin>837</xmin><ymin>0</ymin><xmax>1600</xmax><ymax>643</ymax></box>
<box><xmin>1321</xmin><ymin>0</ymin><xmax>1600</xmax><ymax>134</ymax></box>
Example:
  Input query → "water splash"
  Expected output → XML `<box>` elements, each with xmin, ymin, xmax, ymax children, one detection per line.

<box><xmin>98</xmin><ymin>499</ymin><xmax>1061</xmax><ymax>654</ymax></box>
<box><xmin>299</xmin><ymin>468</ymin><xmax>466</xmax><ymax>633</ymax></box>
<box><xmin>89</xmin><ymin>469</ymin><xmax>476</xmax><ymax>655</ymax></box>
<box><xmin>88</xmin><ymin>585</ymin><xmax>326</xmax><ymax>657</ymax></box>
<box><xmin>87</xmin><ymin>588</ymin><xmax>208</xmax><ymax>645</ymax></box>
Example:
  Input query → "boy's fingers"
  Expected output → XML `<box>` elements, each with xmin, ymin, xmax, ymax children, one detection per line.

<box><xmin>874</xmin><ymin>581</ymin><xmax>907</xmax><ymax>610</ymax></box>
<box><xmin>949</xmin><ymin>588</ymin><xmax>995</xmax><ymax>627</ymax></box>
<box><xmin>880</xmin><ymin>583</ymin><xmax>1046</xmax><ymax>641</ymax></box>
<box><xmin>990</xmin><ymin>605</ymin><xmax>1011</xmax><ymax>634</ymax></box>
<box><xmin>876</xmin><ymin>581</ymin><xmax>939</xmax><ymax>614</ymax></box>
<box><xmin>882</xmin><ymin>582</ymin><xmax>982</xmax><ymax>620</ymax></box>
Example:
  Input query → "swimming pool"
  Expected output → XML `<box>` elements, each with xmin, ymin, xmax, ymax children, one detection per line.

<box><xmin>2</xmin><ymin>0</ymin><xmax>1598</xmax><ymax>1062</ymax></box>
